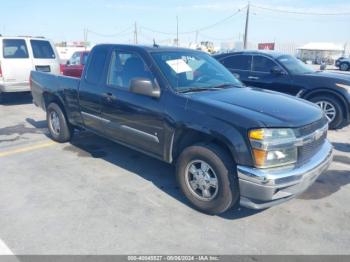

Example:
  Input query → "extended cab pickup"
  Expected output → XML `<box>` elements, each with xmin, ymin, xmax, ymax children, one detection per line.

<box><xmin>31</xmin><ymin>44</ymin><xmax>333</xmax><ymax>214</ymax></box>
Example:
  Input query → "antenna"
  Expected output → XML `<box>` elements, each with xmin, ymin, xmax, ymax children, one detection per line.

<box><xmin>153</xmin><ymin>39</ymin><xmax>159</xmax><ymax>48</ymax></box>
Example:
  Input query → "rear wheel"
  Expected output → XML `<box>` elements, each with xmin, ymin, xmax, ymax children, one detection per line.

<box><xmin>176</xmin><ymin>143</ymin><xmax>239</xmax><ymax>215</ymax></box>
<box><xmin>340</xmin><ymin>63</ymin><xmax>349</xmax><ymax>71</ymax></box>
<box><xmin>47</xmin><ymin>103</ymin><xmax>73</xmax><ymax>142</ymax></box>
<box><xmin>310</xmin><ymin>95</ymin><xmax>344</xmax><ymax>129</ymax></box>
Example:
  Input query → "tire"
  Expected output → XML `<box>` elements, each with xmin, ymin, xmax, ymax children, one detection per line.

<box><xmin>46</xmin><ymin>102</ymin><xmax>73</xmax><ymax>142</ymax></box>
<box><xmin>310</xmin><ymin>95</ymin><xmax>344</xmax><ymax>129</ymax></box>
<box><xmin>176</xmin><ymin>143</ymin><xmax>239</xmax><ymax>215</ymax></box>
<box><xmin>339</xmin><ymin>63</ymin><xmax>349</xmax><ymax>71</ymax></box>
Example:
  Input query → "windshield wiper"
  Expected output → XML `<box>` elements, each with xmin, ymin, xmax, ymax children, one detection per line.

<box><xmin>178</xmin><ymin>83</ymin><xmax>237</xmax><ymax>93</ymax></box>
<box><xmin>178</xmin><ymin>87</ymin><xmax>214</xmax><ymax>93</ymax></box>
<box><xmin>211</xmin><ymin>83</ymin><xmax>236</xmax><ymax>89</ymax></box>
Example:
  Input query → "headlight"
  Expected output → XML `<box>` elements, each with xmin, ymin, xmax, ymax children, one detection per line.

<box><xmin>249</xmin><ymin>128</ymin><xmax>297</xmax><ymax>168</ymax></box>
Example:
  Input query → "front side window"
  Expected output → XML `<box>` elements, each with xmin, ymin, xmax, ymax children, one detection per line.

<box><xmin>30</xmin><ymin>40</ymin><xmax>55</xmax><ymax>59</ymax></box>
<box><xmin>151</xmin><ymin>51</ymin><xmax>243</xmax><ymax>92</ymax></box>
<box><xmin>277</xmin><ymin>55</ymin><xmax>314</xmax><ymax>75</ymax></box>
<box><xmin>3</xmin><ymin>39</ymin><xmax>29</xmax><ymax>59</ymax></box>
<box><xmin>252</xmin><ymin>55</ymin><xmax>278</xmax><ymax>72</ymax></box>
<box><xmin>107</xmin><ymin>50</ymin><xmax>153</xmax><ymax>90</ymax></box>
<box><xmin>221</xmin><ymin>55</ymin><xmax>252</xmax><ymax>71</ymax></box>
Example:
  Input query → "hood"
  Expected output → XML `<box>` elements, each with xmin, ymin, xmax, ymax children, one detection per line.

<box><xmin>302</xmin><ymin>70</ymin><xmax>350</xmax><ymax>82</ymax></box>
<box><xmin>187</xmin><ymin>87</ymin><xmax>324</xmax><ymax>128</ymax></box>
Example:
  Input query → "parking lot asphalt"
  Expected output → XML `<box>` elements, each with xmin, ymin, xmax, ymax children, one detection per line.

<box><xmin>0</xmin><ymin>92</ymin><xmax>349</xmax><ymax>255</ymax></box>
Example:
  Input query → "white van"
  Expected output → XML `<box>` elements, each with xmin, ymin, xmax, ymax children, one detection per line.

<box><xmin>0</xmin><ymin>36</ymin><xmax>60</xmax><ymax>100</ymax></box>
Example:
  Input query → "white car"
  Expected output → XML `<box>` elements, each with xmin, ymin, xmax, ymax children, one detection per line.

<box><xmin>0</xmin><ymin>36</ymin><xmax>60</xmax><ymax>101</ymax></box>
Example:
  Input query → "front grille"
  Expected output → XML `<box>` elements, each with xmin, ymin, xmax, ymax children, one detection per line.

<box><xmin>295</xmin><ymin>116</ymin><xmax>328</xmax><ymax>137</ymax></box>
<box><xmin>298</xmin><ymin>132</ymin><xmax>326</xmax><ymax>163</ymax></box>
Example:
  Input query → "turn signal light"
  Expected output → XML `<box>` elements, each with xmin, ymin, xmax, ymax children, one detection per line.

<box><xmin>249</xmin><ymin>129</ymin><xmax>264</xmax><ymax>140</ymax></box>
<box><xmin>252</xmin><ymin>148</ymin><xmax>267</xmax><ymax>167</ymax></box>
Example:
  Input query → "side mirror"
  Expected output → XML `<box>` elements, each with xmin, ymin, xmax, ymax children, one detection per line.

<box><xmin>66</xmin><ymin>60</ymin><xmax>70</xmax><ymax>65</ymax></box>
<box><xmin>129</xmin><ymin>78</ymin><xmax>160</xmax><ymax>98</ymax></box>
<box><xmin>271</xmin><ymin>66</ymin><xmax>284</xmax><ymax>75</ymax></box>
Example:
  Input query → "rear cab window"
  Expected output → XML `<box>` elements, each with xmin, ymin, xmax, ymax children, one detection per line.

<box><xmin>82</xmin><ymin>52</ymin><xmax>89</xmax><ymax>65</ymax></box>
<box><xmin>85</xmin><ymin>47</ymin><xmax>108</xmax><ymax>84</ymax></box>
<box><xmin>30</xmin><ymin>40</ymin><xmax>56</xmax><ymax>59</ymax></box>
<box><xmin>2</xmin><ymin>39</ymin><xmax>29</xmax><ymax>59</ymax></box>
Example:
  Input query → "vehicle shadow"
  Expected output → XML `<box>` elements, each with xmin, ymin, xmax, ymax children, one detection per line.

<box><xmin>0</xmin><ymin>92</ymin><xmax>33</xmax><ymax>106</ymax></box>
<box><xmin>298</xmin><ymin>169</ymin><xmax>350</xmax><ymax>200</ymax></box>
<box><xmin>57</xmin><ymin>129</ymin><xmax>263</xmax><ymax>219</ymax></box>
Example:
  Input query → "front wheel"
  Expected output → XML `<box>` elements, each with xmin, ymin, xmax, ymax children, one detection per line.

<box><xmin>310</xmin><ymin>95</ymin><xmax>344</xmax><ymax>129</ymax></box>
<box><xmin>339</xmin><ymin>63</ymin><xmax>349</xmax><ymax>71</ymax></box>
<box><xmin>176</xmin><ymin>143</ymin><xmax>239</xmax><ymax>215</ymax></box>
<box><xmin>47</xmin><ymin>103</ymin><xmax>73</xmax><ymax>142</ymax></box>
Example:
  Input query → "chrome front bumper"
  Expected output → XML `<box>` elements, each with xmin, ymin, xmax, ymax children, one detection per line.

<box><xmin>237</xmin><ymin>140</ymin><xmax>333</xmax><ymax>209</ymax></box>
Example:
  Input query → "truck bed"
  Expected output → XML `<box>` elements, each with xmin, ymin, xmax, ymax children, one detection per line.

<box><xmin>31</xmin><ymin>71</ymin><xmax>82</xmax><ymax>125</ymax></box>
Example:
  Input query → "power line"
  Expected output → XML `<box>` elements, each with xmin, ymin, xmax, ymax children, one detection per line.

<box><xmin>141</xmin><ymin>6</ymin><xmax>246</xmax><ymax>35</ymax></box>
<box><xmin>87</xmin><ymin>26</ymin><xmax>133</xmax><ymax>37</ymax></box>
<box><xmin>252</xmin><ymin>4</ymin><xmax>350</xmax><ymax>16</ymax></box>
<box><xmin>182</xmin><ymin>7</ymin><xmax>246</xmax><ymax>34</ymax></box>
<box><xmin>198</xmin><ymin>32</ymin><xmax>235</xmax><ymax>41</ymax></box>
<box><xmin>140</xmin><ymin>26</ymin><xmax>174</xmax><ymax>35</ymax></box>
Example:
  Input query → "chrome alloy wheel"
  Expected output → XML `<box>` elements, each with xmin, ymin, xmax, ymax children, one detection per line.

<box><xmin>315</xmin><ymin>100</ymin><xmax>336</xmax><ymax>122</ymax></box>
<box><xmin>185</xmin><ymin>160</ymin><xmax>219</xmax><ymax>201</ymax></box>
<box><xmin>49</xmin><ymin>111</ymin><xmax>61</xmax><ymax>135</ymax></box>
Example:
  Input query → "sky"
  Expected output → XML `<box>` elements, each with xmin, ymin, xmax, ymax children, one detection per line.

<box><xmin>1</xmin><ymin>0</ymin><xmax>350</xmax><ymax>47</ymax></box>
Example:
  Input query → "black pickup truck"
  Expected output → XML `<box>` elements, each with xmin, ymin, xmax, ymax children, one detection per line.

<box><xmin>31</xmin><ymin>44</ymin><xmax>333</xmax><ymax>215</ymax></box>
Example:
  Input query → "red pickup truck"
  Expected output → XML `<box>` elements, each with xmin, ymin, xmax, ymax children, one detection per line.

<box><xmin>61</xmin><ymin>51</ymin><xmax>89</xmax><ymax>78</ymax></box>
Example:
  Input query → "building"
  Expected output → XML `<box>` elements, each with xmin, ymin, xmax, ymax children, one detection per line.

<box><xmin>297</xmin><ymin>42</ymin><xmax>344</xmax><ymax>64</ymax></box>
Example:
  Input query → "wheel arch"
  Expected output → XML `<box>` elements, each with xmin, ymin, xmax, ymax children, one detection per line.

<box><xmin>170</xmin><ymin>127</ymin><xmax>239</xmax><ymax>165</ymax></box>
<box><xmin>302</xmin><ymin>88</ymin><xmax>349</xmax><ymax>119</ymax></box>
<box><xmin>340</xmin><ymin>61</ymin><xmax>350</xmax><ymax>66</ymax></box>
<box><xmin>43</xmin><ymin>92</ymin><xmax>69</xmax><ymax>120</ymax></box>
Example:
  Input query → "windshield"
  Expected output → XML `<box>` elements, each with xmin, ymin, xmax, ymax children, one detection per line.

<box><xmin>151</xmin><ymin>51</ymin><xmax>243</xmax><ymax>92</ymax></box>
<box><xmin>277</xmin><ymin>55</ymin><xmax>314</xmax><ymax>75</ymax></box>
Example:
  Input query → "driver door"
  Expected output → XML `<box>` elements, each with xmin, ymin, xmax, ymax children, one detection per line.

<box><xmin>99</xmin><ymin>49</ymin><xmax>165</xmax><ymax>157</ymax></box>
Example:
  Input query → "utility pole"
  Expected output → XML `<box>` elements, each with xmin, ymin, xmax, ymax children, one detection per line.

<box><xmin>176</xmin><ymin>16</ymin><xmax>179</xmax><ymax>47</ymax></box>
<box><xmin>134</xmin><ymin>22</ymin><xmax>138</xmax><ymax>44</ymax></box>
<box><xmin>83</xmin><ymin>28</ymin><xmax>88</xmax><ymax>51</ymax></box>
<box><xmin>243</xmin><ymin>2</ymin><xmax>250</xmax><ymax>49</ymax></box>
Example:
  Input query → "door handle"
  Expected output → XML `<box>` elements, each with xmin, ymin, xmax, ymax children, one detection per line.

<box><xmin>248</xmin><ymin>76</ymin><xmax>259</xmax><ymax>80</ymax></box>
<box><xmin>102</xmin><ymin>92</ymin><xmax>116</xmax><ymax>102</ymax></box>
